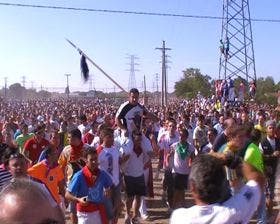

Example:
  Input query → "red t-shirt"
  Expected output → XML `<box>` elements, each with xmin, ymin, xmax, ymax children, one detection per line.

<box><xmin>96</xmin><ymin>145</ymin><xmax>103</xmax><ymax>155</ymax></box>
<box><xmin>23</xmin><ymin>137</ymin><xmax>49</xmax><ymax>163</ymax></box>
<box><xmin>82</xmin><ymin>132</ymin><xmax>94</xmax><ymax>145</ymax></box>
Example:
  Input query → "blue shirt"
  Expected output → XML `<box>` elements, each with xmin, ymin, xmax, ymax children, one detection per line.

<box><xmin>68</xmin><ymin>169</ymin><xmax>112</xmax><ymax>201</ymax></box>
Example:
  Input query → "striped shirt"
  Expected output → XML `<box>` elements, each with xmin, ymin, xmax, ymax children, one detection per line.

<box><xmin>0</xmin><ymin>166</ymin><xmax>12</xmax><ymax>190</ymax></box>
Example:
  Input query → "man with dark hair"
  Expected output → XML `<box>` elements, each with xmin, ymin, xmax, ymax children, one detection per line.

<box><xmin>158</xmin><ymin>119</ymin><xmax>179</xmax><ymax>210</ymax></box>
<box><xmin>65</xmin><ymin>148</ymin><xmax>112</xmax><ymax>224</ymax></box>
<box><xmin>78</xmin><ymin>114</ymin><xmax>90</xmax><ymax>137</ymax></box>
<box><xmin>212</xmin><ymin>118</ymin><xmax>235</xmax><ymax>152</ymax></box>
<box><xmin>58</xmin><ymin>128</ymin><xmax>86</xmax><ymax>224</ymax></box>
<box><xmin>22</xmin><ymin>125</ymin><xmax>49</xmax><ymax>164</ymax></box>
<box><xmin>260</xmin><ymin>120</ymin><xmax>280</xmax><ymax>215</ymax></box>
<box><xmin>115</xmin><ymin>88</ymin><xmax>157</xmax><ymax>137</ymax></box>
<box><xmin>121</xmin><ymin>129</ymin><xmax>153</xmax><ymax>224</ymax></box>
<box><xmin>170</xmin><ymin>154</ymin><xmax>264</xmax><ymax>224</ymax></box>
<box><xmin>201</xmin><ymin>128</ymin><xmax>218</xmax><ymax>153</ymax></box>
<box><xmin>193</xmin><ymin>114</ymin><xmax>208</xmax><ymax>153</ymax></box>
<box><xmin>0</xmin><ymin>178</ymin><xmax>65</xmax><ymax>224</ymax></box>
<box><xmin>28</xmin><ymin>146</ymin><xmax>65</xmax><ymax>204</ymax></box>
<box><xmin>15</xmin><ymin>122</ymin><xmax>33</xmax><ymax>152</ymax></box>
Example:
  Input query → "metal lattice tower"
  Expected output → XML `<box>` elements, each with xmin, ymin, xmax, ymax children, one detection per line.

<box><xmin>127</xmin><ymin>55</ymin><xmax>139</xmax><ymax>90</ymax></box>
<box><xmin>219</xmin><ymin>0</ymin><xmax>256</xmax><ymax>83</ymax></box>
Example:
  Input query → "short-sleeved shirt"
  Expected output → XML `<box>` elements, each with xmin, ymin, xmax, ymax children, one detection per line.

<box><xmin>98</xmin><ymin>146</ymin><xmax>121</xmax><ymax>186</ymax></box>
<box><xmin>116</xmin><ymin>101</ymin><xmax>146</xmax><ymax>134</ymax></box>
<box><xmin>171</xmin><ymin>180</ymin><xmax>261</xmax><ymax>224</ymax></box>
<box><xmin>67</xmin><ymin>169</ymin><xmax>112</xmax><ymax>212</ymax></box>
<box><xmin>158</xmin><ymin>131</ymin><xmax>180</xmax><ymax>170</ymax></box>
<box><xmin>172</xmin><ymin>142</ymin><xmax>195</xmax><ymax>175</ymax></box>
<box><xmin>23</xmin><ymin>136</ymin><xmax>49</xmax><ymax>163</ymax></box>
<box><xmin>120</xmin><ymin>135</ymin><xmax>152</xmax><ymax>177</ymax></box>
<box><xmin>193</xmin><ymin>126</ymin><xmax>208</xmax><ymax>148</ymax></box>
<box><xmin>244</xmin><ymin>143</ymin><xmax>264</xmax><ymax>173</ymax></box>
<box><xmin>28</xmin><ymin>161</ymin><xmax>64</xmax><ymax>203</ymax></box>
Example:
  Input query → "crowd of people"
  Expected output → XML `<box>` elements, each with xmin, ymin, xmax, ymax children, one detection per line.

<box><xmin>0</xmin><ymin>87</ymin><xmax>279</xmax><ymax>224</ymax></box>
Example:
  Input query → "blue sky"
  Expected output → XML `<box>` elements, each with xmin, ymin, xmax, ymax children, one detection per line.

<box><xmin>0</xmin><ymin>0</ymin><xmax>279</xmax><ymax>93</ymax></box>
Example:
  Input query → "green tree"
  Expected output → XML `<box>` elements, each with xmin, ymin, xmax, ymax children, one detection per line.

<box><xmin>8</xmin><ymin>83</ymin><xmax>26</xmax><ymax>99</ymax></box>
<box><xmin>37</xmin><ymin>90</ymin><xmax>51</xmax><ymax>99</ymax></box>
<box><xmin>254</xmin><ymin>76</ymin><xmax>278</xmax><ymax>105</ymax></box>
<box><xmin>174</xmin><ymin>68</ymin><xmax>212</xmax><ymax>98</ymax></box>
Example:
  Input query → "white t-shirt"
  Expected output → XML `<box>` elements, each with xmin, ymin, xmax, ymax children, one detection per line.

<box><xmin>193</xmin><ymin>126</ymin><xmax>208</xmax><ymax>148</ymax></box>
<box><xmin>120</xmin><ymin>135</ymin><xmax>152</xmax><ymax>177</ymax></box>
<box><xmin>158</xmin><ymin>131</ymin><xmax>180</xmax><ymax>170</ymax></box>
<box><xmin>170</xmin><ymin>180</ymin><xmax>261</xmax><ymax>224</ymax></box>
<box><xmin>172</xmin><ymin>142</ymin><xmax>195</xmax><ymax>175</ymax></box>
<box><xmin>98</xmin><ymin>146</ymin><xmax>120</xmax><ymax>186</ymax></box>
<box><xmin>78</xmin><ymin>123</ymin><xmax>90</xmax><ymax>137</ymax></box>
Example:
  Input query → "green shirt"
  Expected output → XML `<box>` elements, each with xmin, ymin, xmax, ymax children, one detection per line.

<box><xmin>244</xmin><ymin>143</ymin><xmax>264</xmax><ymax>173</ymax></box>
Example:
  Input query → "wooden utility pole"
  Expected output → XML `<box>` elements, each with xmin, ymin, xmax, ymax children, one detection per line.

<box><xmin>65</xmin><ymin>74</ymin><xmax>71</xmax><ymax>98</ymax></box>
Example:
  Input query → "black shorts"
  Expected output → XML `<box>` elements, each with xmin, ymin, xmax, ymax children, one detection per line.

<box><xmin>173</xmin><ymin>173</ymin><xmax>189</xmax><ymax>190</ymax></box>
<box><xmin>124</xmin><ymin>175</ymin><xmax>146</xmax><ymax>197</ymax></box>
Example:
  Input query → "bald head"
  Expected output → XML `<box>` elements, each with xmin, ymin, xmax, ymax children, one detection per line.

<box><xmin>0</xmin><ymin>178</ymin><xmax>65</xmax><ymax>224</ymax></box>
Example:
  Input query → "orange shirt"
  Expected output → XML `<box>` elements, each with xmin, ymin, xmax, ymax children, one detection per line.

<box><xmin>28</xmin><ymin>161</ymin><xmax>64</xmax><ymax>203</ymax></box>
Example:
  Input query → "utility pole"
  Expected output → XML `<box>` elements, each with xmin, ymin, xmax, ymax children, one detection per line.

<box><xmin>65</xmin><ymin>74</ymin><xmax>71</xmax><ymax>98</ymax></box>
<box><xmin>143</xmin><ymin>75</ymin><xmax>147</xmax><ymax>105</ymax></box>
<box><xmin>4</xmin><ymin>77</ymin><xmax>7</xmax><ymax>98</ymax></box>
<box><xmin>21</xmin><ymin>76</ymin><xmax>26</xmax><ymax>88</ymax></box>
<box><xmin>88</xmin><ymin>76</ymin><xmax>93</xmax><ymax>91</ymax></box>
<box><xmin>126</xmin><ymin>54</ymin><xmax>139</xmax><ymax>91</ymax></box>
<box><xmin>156</xmin><ymin>41</ymin><xmax>171</xmax><ymax>108</ymax></box>
<box><xmin>155</xmin><ymin>73</ymin><xmax>159</xmax><ymax>105</ymax></box>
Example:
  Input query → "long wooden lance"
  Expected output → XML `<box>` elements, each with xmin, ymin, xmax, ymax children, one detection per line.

<box><xmin>65</xmin><ymin>38</ymin><xmax>127</xmax><ymax>93</ymax></box>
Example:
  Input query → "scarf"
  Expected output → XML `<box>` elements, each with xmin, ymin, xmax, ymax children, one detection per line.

<box><xmin>70</xmin><ymin>142</ymin><xmax>83</xmax><ymax>161</ymax></box>
<box><xmin>176</xmin><ymin>142</ymin><xmax>189</xmax><ymax>160</ymax></box>
<box><xmin>81</xmin><ymin>166</ymin><xmax>108</xmax><ymax>224</ymax></box>
<box><xmin>82</xmin><ymin>165</ymin><xmax>99</xmax><ymax>186</ymax></box>
<box><xmin>133</xmin><ymin>145</ymin><xmax>143</xmax><ymax>157</ymax></box>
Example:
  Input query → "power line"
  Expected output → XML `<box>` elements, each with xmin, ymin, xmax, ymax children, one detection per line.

<box><xmin>0</xmin><ymin>2</ymin><xmax>279</xmax><ymax>23</ymax></box>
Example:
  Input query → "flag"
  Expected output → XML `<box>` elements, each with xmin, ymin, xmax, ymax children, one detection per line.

<box><xmin>80</xmin><ymin>55</ymin><xmax>89</xmax><ymax>82</ymax></box>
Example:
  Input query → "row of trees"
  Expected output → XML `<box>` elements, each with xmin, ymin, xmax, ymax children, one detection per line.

<box><xmin>0</xmin><ymin>83</ymin><xmax>52</xmax><ymax>99</ymax></box>
<box><xmin>1</xmin><ymin>69</ymin><xmax>279</xmax><ymax>105</ymax></box>
<box><xmin>174</xmin><ymin>68</ymin><xmax>279</xmax><ymax>105</ymax></box>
